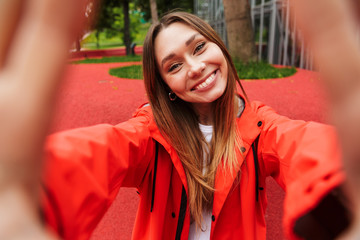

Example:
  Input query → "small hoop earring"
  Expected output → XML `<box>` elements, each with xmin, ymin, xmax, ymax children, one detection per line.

<box><xmin>169</xmin><ymin>92</ymin><xmax>177</xmax><ymax>101</ymax></box>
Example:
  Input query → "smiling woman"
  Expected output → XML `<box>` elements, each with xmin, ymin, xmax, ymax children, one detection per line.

<box><xmin>137</xmin><ymin>11</ymin><xmax>345</xmax><ymax>240</ymax></box>
<box><xmin>142</xmin><ymin>14</ymin><xmax>246</xmax><ymax>238</ymax></box>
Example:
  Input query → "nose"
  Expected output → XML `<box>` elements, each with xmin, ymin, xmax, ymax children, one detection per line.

<box><xmin>188</xmin><ymin>60</ymin><xmax>205</xmax><ymax>79</ymax></box>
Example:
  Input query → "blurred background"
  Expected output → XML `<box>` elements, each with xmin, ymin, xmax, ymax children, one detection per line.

<box><xmin>74</xmin><ymin>0</ymin><xmax>312</xmax><ymax>69</ymax></box>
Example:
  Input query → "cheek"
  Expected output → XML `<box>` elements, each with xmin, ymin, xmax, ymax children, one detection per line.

<box><xmin>208</xmin><ymin>44</ymin><xmax>226</xmax><ymax>62</ymax></box>
<box><xmin>164</xmin><ymin>76</ymin><xmax>186</xmax><ymax>93</ymax></box>
<box><xmin>211</xmin><ymin>50</ymin><xmax>228</xmax><ymax>76</ymax></box>
<box><xmin>222</xmin><ymin>64</ymin><xmax>228</xmax><ymax>80</ymax></box>
<box><xmin>219</xmin><ymin>55</ymin><xmax>228</xmax><ymax>78</ymax></box>
<box><xmin>217</xmin><ymin>55</ymin><xmax>228</xmax><ymax>78</ymax></box>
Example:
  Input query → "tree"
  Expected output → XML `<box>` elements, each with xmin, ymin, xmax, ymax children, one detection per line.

<box><xmin>135</xmin><ymin>0</ymin><xmax>193</xmax><ymax>21</ymax></box>
<box><xmin>149</xmin><ymin>0</ymin><xmax>159</xmax><ymax>24</ymax></box>
<box><xmin>75</xmin><ymin>36</ymin><xmax>81</xmax><ymax>51</ymax></box>
<box><xmin>92</xmin><ymin>0</ymin><xmax>141</xmax><ymax>55</ymax></box>
<box><xmin>92</xmin><ymin>0</ymin><xmax>117</xmax><ymax>45</ymax></box>
<box><xmin>122</xmin><ymin>0</ymin><xmax>131</xmax><ymax>55</ymax></box>
<box><xmin>223</xmin><ymin>0</ymin><xmax>256</xmax><ymax>62</ymax></box>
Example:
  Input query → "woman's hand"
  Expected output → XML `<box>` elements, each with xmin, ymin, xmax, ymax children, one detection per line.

<box><xmin>290</xmin><ymin>0</ymin><xmax>360</xmax><ymax>238</ymax></box>
<box><xmin>0</xmin><ymin>0</ymin><xmax>89</xmax><ymax>238</ymax></box>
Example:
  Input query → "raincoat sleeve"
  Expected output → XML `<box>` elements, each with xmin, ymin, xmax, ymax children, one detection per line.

<box><xmin>252</xmin><ymin>101</ymin><xmax>345</xmax><ymax>240</ymax></box>
<box><xmin>41</xmin><ymin>108</ymin><xmax>155</xmax><ymax>240</ymax></box>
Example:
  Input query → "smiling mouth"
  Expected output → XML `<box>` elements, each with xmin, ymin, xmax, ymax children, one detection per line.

<box><xmin>191</xmin><ymin>70</ymin><xmax>217</xmax><ymax>91</ymax></box>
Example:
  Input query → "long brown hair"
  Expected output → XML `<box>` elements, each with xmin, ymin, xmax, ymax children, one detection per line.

<box><xmin>143</xmin><ymin>11</ymin><xmax>248</xmax><ymax>230</ymax></box>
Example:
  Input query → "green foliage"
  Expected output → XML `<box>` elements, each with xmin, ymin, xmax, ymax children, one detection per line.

<box><xmin>71</xmin><ymin>55</ymin><xmax>142</xmax><ymax>64</ymax></box>
<box><xmin>133</xmin><ymin>22</ymin><xmax>151</xmax><ymax>45</ymax></box>
<box><xmin>107</xmin><ymin>61</ymin><xmax>297</xmax><ymax>80</ymax></box>
<box><xmin>81</xmin><ymin>32</ymin><xmax>124</xmax><ymax>49</ymax></box>
<box><xmin>93</xmin><ymin>0</ymin><xmax>116</xmax><ymax>31</ymax></box>
<box><xmin>91</xmin><ymin>1</ymin><xmax>143</xmax><ymax>48</ymax></box>
<box><xmin>81</xmin><ymin>21</ymin><xmax>150</xmax><ymax>49</ymax></box>
<box><xmin>86</xmin><ymin>0</ymin><xmax>194</xmax><ymax>50</ymax></box>
<box><xmin>109</xmin><ymin>65</ymin><xmax>143</xmax><ymax>79</ymax></box>
<box><xmin>134</xmin><ymin>0</ymin><xmax>194</xmax><ymax>22</ymax></box>
<box><xmin>234</xmin><ymin>61</ymin><xmax>297</xmax><ymax>79</ymax></box>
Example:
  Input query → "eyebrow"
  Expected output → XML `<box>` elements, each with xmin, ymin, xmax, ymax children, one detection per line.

<box><xmin>161</xmin><ymin>33</ymin><xmax>201</xmax><ymax>68</ymax></box>
<box><xmin>185</xmin><ymin>33</ymin><xmax>199</xmax><ymax>46</ymax></box>
<box><xmin>161</xmin><ymin>53</ymin><xmax>175</xmax><ymax>68</ymax></box>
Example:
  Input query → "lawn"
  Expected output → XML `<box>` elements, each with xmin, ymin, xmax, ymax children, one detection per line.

<box><xmin>72</xmin><ymin>55</ymin><xmax>142</xmax><ymax>64</ymax></box>
<box><xmin>72</xmin><ymin>55</ymin><xmax>297</xmax><ymax>80</ymax></box>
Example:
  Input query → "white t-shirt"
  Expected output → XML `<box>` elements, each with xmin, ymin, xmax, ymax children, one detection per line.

<box><xmin>188</xmin><ymin>123</ymin><xmax>213</xmax><ymax>240</ymax></box>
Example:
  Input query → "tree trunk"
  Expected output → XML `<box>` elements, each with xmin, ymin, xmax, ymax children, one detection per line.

<box><xmin>150</xmin><ymin>0</ymin><xmax>159</xmax><ymax>24</ymax></box>
<box><xmin>95</xmin><ymin>30</ymin><xmax>100</xmax><ymax>49</ymax></box>
<box><xmin>122</xmin><ymin>0</ymin><xmax>131</xmax><ymax>55</ymax></box>
<box><xmin>75</xmin><ymin>36</ymin><xmax>81</xmax><ymax>52</ymax></box>
<box><xmin>223</xmin><ymin>0</ymin><xmax>256</xmax><ymax>62</ymax></box>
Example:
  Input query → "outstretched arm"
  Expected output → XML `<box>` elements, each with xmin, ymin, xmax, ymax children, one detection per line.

<box><xmin>0</xmin><ymin>0</ymin><xmax>88</xmax><ymax>239</ymax></box>
<box><xmin>290</xmin><ymin>0</ymin><xmax>360</xmax><ymax>239</ymax></box>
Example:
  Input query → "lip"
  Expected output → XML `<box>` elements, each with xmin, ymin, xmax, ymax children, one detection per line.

<box><xmin>191</xmin><ymin>70</ymin><xmax>218</xmax><ymax>92</ymax></box>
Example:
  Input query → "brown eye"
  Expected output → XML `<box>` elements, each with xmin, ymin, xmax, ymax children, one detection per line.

<box><xmin>194</xmin><ymin>42</ymin><xmax>206</xmax><ymax>54</ymax></box>
<box><xmin>168</xmin><ymin>63</ymin><xmax>181</xmax><ymax>72</ymax></box>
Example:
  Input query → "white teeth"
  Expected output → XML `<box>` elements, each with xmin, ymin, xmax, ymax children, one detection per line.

<box><xmin>195</xmin><ymin>72</ymin><xmax>216</xmax><ymax>90</ymax></box>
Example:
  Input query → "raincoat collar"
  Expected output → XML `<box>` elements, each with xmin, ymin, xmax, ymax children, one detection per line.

<box><xmin>136</xmin><ymin>95</ymin><xmax>263</xmax><ymax>214</ymax></box>
<box><xmin>212</xmin><ymin>97</ymin><xmax>263</xmax><ymax>217</ymax></box>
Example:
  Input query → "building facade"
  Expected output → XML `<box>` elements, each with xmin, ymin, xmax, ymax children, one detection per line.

<box><xmin>194</xmin><ymin>0</ymin><xmax>312</xmax><ymax>69</ymax></box>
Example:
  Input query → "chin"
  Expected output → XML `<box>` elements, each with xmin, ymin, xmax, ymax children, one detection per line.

<box><xmin>211</xmin><ymin>87</ymin><xmax>226</xmax><ymax>100</ymax></box>
<box><xmin>202</xmin><ymin>91</ymin><xmax>225</xmax><ymax>103</ymax></box>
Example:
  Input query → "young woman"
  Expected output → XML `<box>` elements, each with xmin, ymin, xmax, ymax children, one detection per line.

<box><xmin>41</xmin><ymin>12</ymin><xmax>345</xmax><ymax>240</ymax></box>
<box><xmin>0</xmin><ymin>1</ymin><xmax>355</xmax><ymax>239</ymax></box>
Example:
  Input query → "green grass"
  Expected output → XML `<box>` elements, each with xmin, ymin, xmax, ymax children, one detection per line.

<box><xmin>108</xmin><ymin>61</ymin><xmax>297</xmax><ymax>80</ymax></box>
<box><xmin>82</xmin><ymin>42</ymin><xmax>124</xmax><ymax>50</ymax></box>
<box><xmin>72</xmin><ymin>55</ymin><xmax>142</xmax><ymax>64</ymax></box>
<box><xmin>235</xmin><ymin>61</ymin><xmax>297</xmax><ymax>79</ymax></box>
<box><xmin>109</xmin><ymin>65</ymin><xmax>143</xmax><ymax>79</ymax></box>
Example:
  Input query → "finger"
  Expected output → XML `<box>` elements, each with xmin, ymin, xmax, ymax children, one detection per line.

<box><xmin>6</xmin><ymin>0</ymin><xmax>89</xmax><ymax>91</ymax></box>
<box><xmin>0</xmin><ymin>186</ymin><xmax>58</xmax><ymax>240</ymax></box>
<box><xmin>2</xmin><ymin>0</ymin><xmax>89</xmax><ymax>134</ymax></box>
<box><xmin>0</xmin><ymin>0</ymin><xmax>23</xmax><ymax>68</ymax></box>
<box><xmin>291</xmin><ymin>0</ymin><xmax>360</xmax><ymax>214</ymax></box>
<box><xmin>0</xmin><ymin>0</ymin><xmax>90</xmax><ymax>187</ymax></box>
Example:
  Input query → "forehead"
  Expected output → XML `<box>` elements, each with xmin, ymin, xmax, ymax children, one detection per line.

<box><xmin>154</xmin><ymin>22</ymin><xmax>200</xmax><ymax>62</ymax></box>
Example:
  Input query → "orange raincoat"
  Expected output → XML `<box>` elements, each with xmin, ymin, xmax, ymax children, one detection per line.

<box><xmin>42</xmin><ymin>99</ymin><xmax>344</xmax><ymax>240</ymax></box>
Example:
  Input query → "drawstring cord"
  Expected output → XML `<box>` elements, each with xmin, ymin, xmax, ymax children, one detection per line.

<box><xmin>150</xmin><ymin>141</ymin><xmax>159</xmax><ymax>212</ymax></box>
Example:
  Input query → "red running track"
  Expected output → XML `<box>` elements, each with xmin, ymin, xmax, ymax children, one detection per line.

<box><xmin>51</xmin><ymin>62</ymin><xmax>329</xmax><ymax>239</ymax></box>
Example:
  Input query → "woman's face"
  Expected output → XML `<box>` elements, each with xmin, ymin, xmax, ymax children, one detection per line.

<box><xmin>155</xmin><ymin>22</ymin><xmax>228</xmax><ymax>106</ymax></box>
